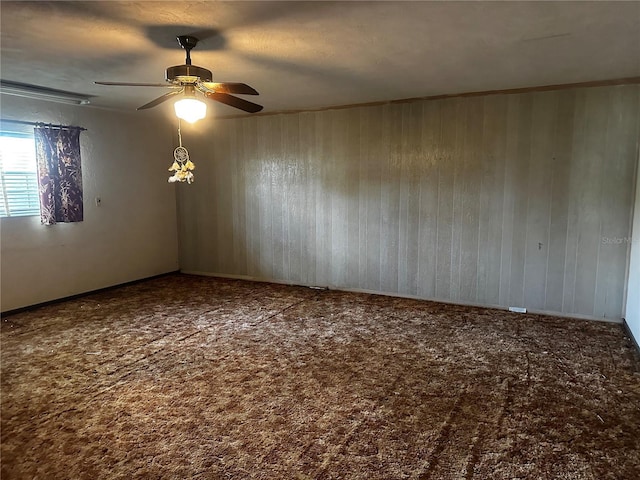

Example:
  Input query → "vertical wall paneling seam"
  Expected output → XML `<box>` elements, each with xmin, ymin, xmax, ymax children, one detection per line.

<box><xmin>288</xmin><ymin>113</ymin><xmax>295</xmax><ymax>281</ymax></box>
<box><xmin>570</xmin><ymin>104</ymin><xmax>579</xmax><ymax>315</ymax></box>
<box><xmin>498</xmin><ymin>96</ymin><xmax>512</xmax><ymax>305</ymax></box>
<box><xmin>543</xmin><ymin>92</ymin><xmax>559</xmax><ymax>309</ymax></box>
<box><xmin>560</xmin><ymin>93</ymin><xmax>573</xmax><ymax>313</ymax></box>
<box><xmin>280</xmin><ymin>116</ymin><xmax>287</xmax><ymax>280</ymax></box>
<box><xmin>449</xmin><ymin>100</ymin><xmax>457</xmax><ymax>300</ymax></box>
<box><xmin>452</xmin><ymin>100</ymin><xmax>462</xmax><ymax>300</ymax></box>
<box><xmin>416</xmin><ymin>101</ymin><xmax>424</xmax><ymax>295</ymax></box>
<box><xmin>567</xmin><ymin>91</ymin><xmax>583</xmax><ymax>314</ymax></box>
<box><xmin>329</xmin><ymin>110</ymin><xmax>336</xmax><ymax>286</ymax></box>
<box><xmin>522</xmin><ymin>94</ymin><xmax>532</xmax><ymax>309</ymax></box>
<box><xmin>476</xmin><ymin>97</ymin><xmax>487</xmax><ymax>302</ymax></box>
<box><xmin>440</xmin><ymin>99</ymin><xmax>455</xmax><ymax>300</ymax></box>
<box><xmin>457</xmin><ymin>101</ymin><xmax>466</xmax><ymax>300</ymax></box>
<box><xmin>268</xmin><ymin>115</ymin><xmax>281</xmax><ymax>280</ymax></box>
<box><xmin>325</xmin><ymin>111</ymin><xmax>333</xmax><ymax>287</ymax></box>
<box><xmin>399</xmin><ymin>104</ymin><xmax>408</xmax><ymax>293</ymax></box>
<box><xmin>377</xmin><ymin>103</ymin><xmax>383</xmax><ymax>292</ymax></box>
<box><xmin>231</xmin><ymin>120</ymin><xmax>241</xmax><ymax>273</ymax></box>
<box><xmin>284</xmin><ymin>114</ymin><xmax>292</xmax><ymax>282</ymax></box>
<box><xmin>363</xmin><ymin>107</ymin><xmax>370</xmax><ymax>290</ymax></box>
<box><xmin>288</xmin><ymin>114</ymin><xmax>295</xmax><ymax>282</ymax></box>
<box><xmin>278</xmin><ymin>115</ymin><xmax>286</xmax><ymax>281</ymax></box>
<box><xmin>358</xmin><ymin>108</ymin><xmax>365</xmax><ymax>288</ymax></box>
<box><xmin>578</xmin><ymin>88</ymin><xmax>608</xmax><ymax>316</ymax></box>
<box><xmin>433</xmin><ymin>101</ymin><xmax>442</xmax><ymax>299</ymax></box>
<box><xmin>593</xmin><ymin>93</ymin><xmax>612</xmax><ymax>317</ymax></box>
<box><xmin>474</xmin><ymin>97</ymin><xmax>489</xmax><ymax>302</ymax></box>
<box><xmin>504</xmin><ymin>95</ymin><xmax>516</xmax><ymax>305</ymax></box>
<box><xmin>391</xmin><ymin>104</ymin><xmax>402</xmax><ymax>293</ymax></box>
<box><xmin>407</xmin><ymin>103</ymin><xmax>414</xmax><ymax>294</ymax></box>
<box><xmin>496</xmin><ymin>96</ymin><xmax>508</xmax><ymax>305</ymax></box>
<box><xmin>596</xmin><ymin>88</ymin><xmax>611</xmax><ymax>316</ymax></box>
<box><xmin>546</xmin><ymin>90</ymin><xmax>572</xmax><ymax>312</ymax></box>
<box><xmin>434</xmin><ymin>100</ymin><xmax>448</xmax><ymax>299</ymax></box>
<box><xmin>509</xmin><ymin>93</ymin><xmax>530</xmax><ymax>308</ymax></box>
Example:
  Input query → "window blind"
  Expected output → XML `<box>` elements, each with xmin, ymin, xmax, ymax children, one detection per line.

<box><xmin>0</xmin><ymin>132</ymin><xmax>40</xmax><ymax>217</ymax></box>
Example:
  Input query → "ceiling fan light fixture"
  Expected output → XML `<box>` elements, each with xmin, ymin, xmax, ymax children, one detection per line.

<box><xmin>174</xmin><ymin>97</ymin><xmax>207</xmax><ymax>123</ymax></box>
<box><xmin>96</xmin><ymin>35</ymin><xmax>262</xmax><ymax>115</ymax></box>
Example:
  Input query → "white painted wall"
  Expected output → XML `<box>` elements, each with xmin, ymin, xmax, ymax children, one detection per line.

<box><xmin>625</xmin><ymin>159</ymin><xmax>640</xmax><ymax>344</ymax></box>
<box><xmin>0</xmin><ymin>96</ymin><xmax>180</xmax><ymax>312</ymax></box>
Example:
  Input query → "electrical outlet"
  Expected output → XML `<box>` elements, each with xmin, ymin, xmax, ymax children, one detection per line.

<box><xmin>509</xmin><ymin>306</ymin><xmax>527</xmax><ymax>313</ymax></box>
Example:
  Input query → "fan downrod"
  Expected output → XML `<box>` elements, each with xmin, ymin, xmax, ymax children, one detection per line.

<box><xmin>177</xmin><ymin>35</ymin><xmax>199</xmax><ymax>65</ymax></box>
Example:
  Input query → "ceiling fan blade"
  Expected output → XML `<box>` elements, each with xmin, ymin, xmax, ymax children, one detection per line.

<box><xmin>204</xmin><ymin>92</ymin><xmax>263</xmax><ymax>113</ymax></box>
<box><xmin>95</xmin><ymin>81</ymin><xmax>178</xmax><ymax>87</ymax></box>
<box><xmin>137</xmin><ymin>90</ymin><xmax>183</xmax><ymax>110</ymax></box>
<box><xmin>199</xmin><ymin>82</ymin><xmax>259</xmax><ymax>95</ymax></box>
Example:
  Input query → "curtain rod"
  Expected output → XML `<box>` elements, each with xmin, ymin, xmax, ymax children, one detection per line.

<box><xmin>0</xmin><ymin>119</ymin><xmax>87</xmax><ymax>131</ymax></box>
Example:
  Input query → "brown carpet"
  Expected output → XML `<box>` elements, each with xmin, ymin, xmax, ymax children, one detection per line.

<box><xmin>2</xmin><ymin>274</ymin><xmax>639</xmax><ymax>479</ymax></box>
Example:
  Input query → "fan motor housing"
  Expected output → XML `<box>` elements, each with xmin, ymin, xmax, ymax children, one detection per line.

<box><xmin>166</xmin><ymin>65</ymin><xmax>212</xmax><ymax>84</ymax></box>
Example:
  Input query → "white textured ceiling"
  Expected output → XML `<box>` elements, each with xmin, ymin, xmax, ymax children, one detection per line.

<box><xmin>1</xmin><ymin>1</ymin><xmax>639</xmax><ymax>117</ymax></box>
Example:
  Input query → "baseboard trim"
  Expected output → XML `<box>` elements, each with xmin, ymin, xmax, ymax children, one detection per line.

<box><xmin>180</xmin><ymin>270</ymin><xmax>623</xmax><ymax>324</ymax></box>
<box><xmin>1</xmin><ymin>270</ymin><xmax>181</xmax><ymax>317</ymax></box>
<box><xmin>623</xmin><ymin>320</ymin><xmax>640</xmax><ymax>355</ymax></box>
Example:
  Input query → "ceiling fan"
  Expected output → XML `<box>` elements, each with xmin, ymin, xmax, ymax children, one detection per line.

<box><xmin>95</xmin><ymin>35</ymin><xmax>263</xmax><ymax>119</ymax></box>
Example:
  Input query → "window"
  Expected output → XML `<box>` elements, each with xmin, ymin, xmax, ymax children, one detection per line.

<box><xmin>0</xmin><ymin>132</ymin><xmax>40</xmax><ymax>217</ymax></box>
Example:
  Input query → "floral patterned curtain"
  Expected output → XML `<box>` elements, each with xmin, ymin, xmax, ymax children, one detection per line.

<box><xmin>34</xmin><ymin>126</ymin><xmax>84</xmax><ymax>225</ymax></box>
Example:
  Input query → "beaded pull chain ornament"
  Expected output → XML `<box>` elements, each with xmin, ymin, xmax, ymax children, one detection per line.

<box><xmin>168</xmin><ymin>119</ymin><xmax>195</xmax><ymax>184</ymax></box>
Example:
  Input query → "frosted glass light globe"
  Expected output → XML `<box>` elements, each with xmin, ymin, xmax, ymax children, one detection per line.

<box><xmin>174</xmin><ymin>98</ymin><xmax>207</xmax><ymax>123</ymax></box>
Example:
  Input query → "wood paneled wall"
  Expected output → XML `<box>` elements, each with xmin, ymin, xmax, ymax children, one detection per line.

<box><xmin>178</xmin><ymin>85</ymin><xmax>639</xmax><ymax>320</ymax></box>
